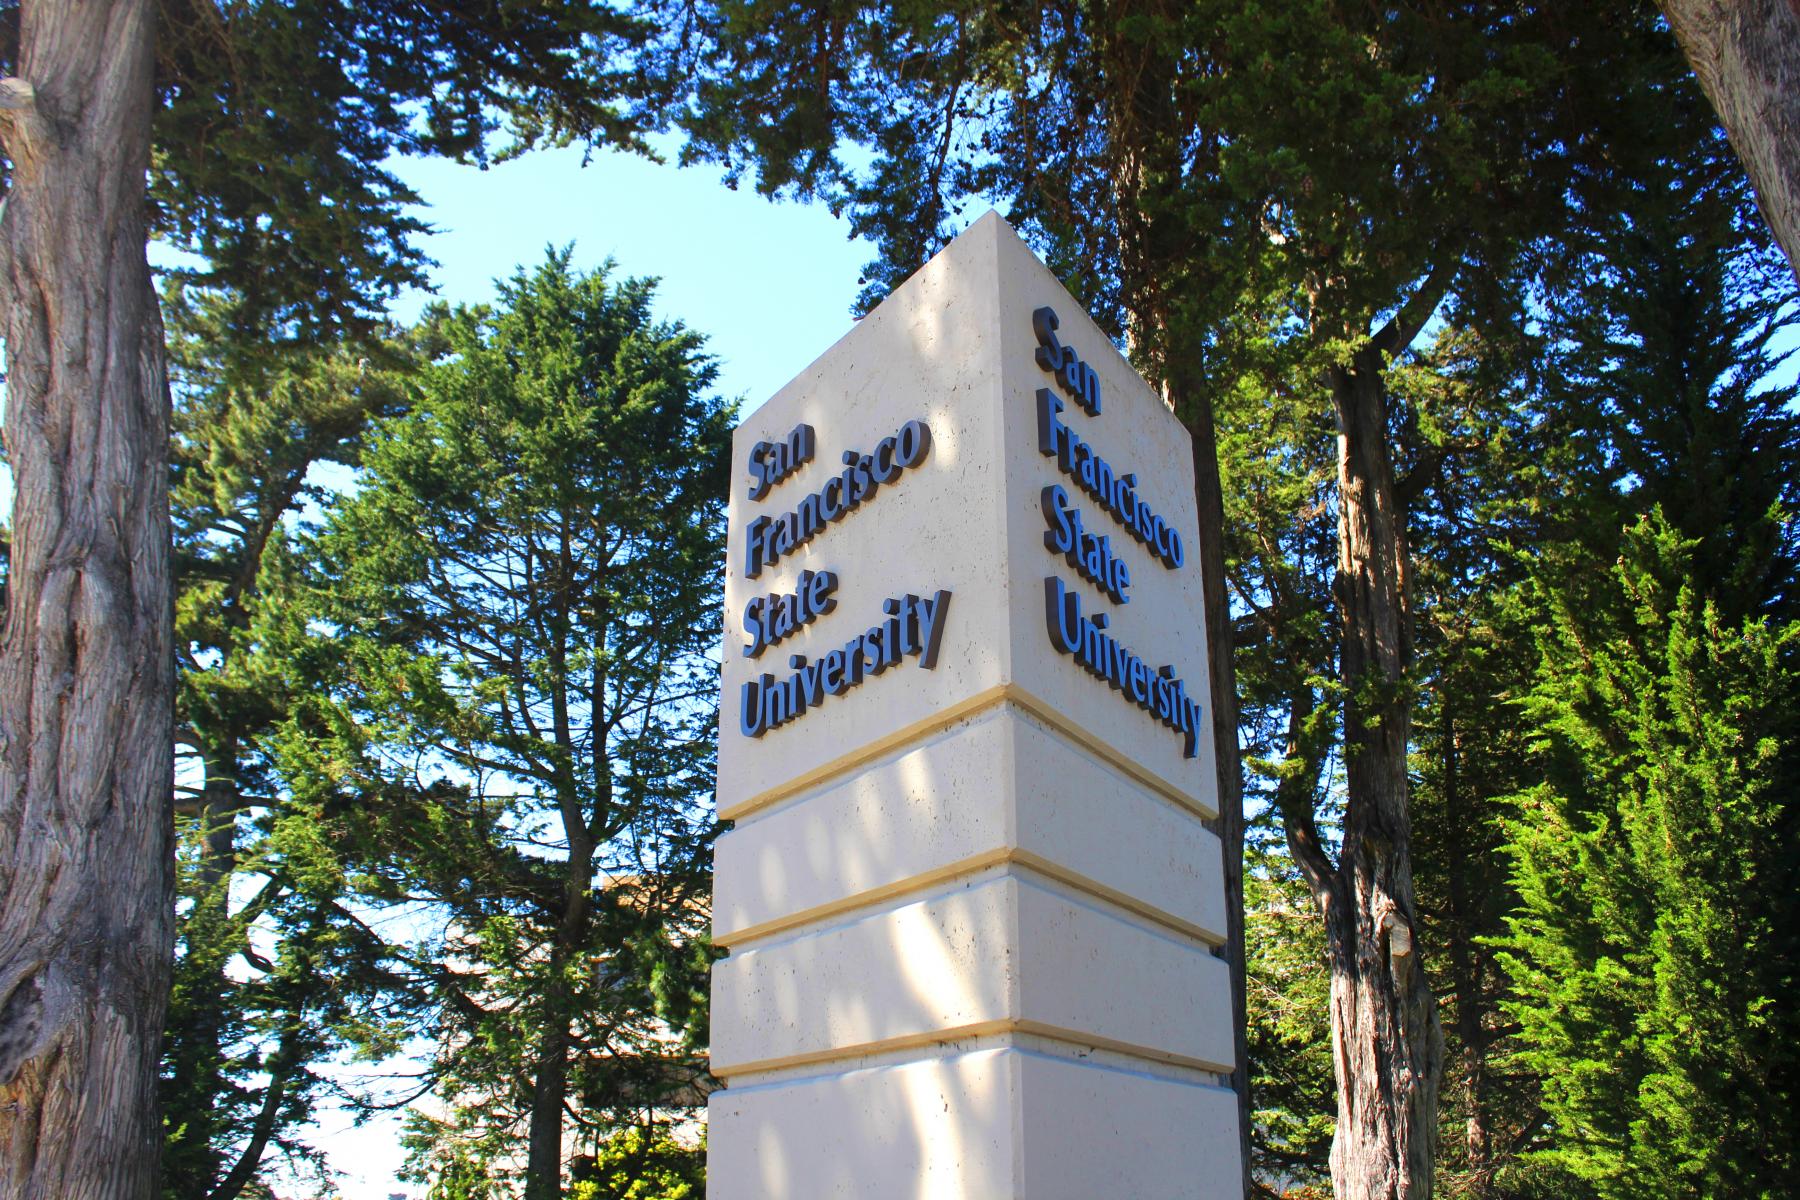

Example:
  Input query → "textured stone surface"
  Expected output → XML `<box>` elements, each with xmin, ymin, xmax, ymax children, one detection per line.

<box><xmin>709</xmin><ymin>1046</ymin><xmax>1241</xmax><ymax>1200</ymax></box>
<box><xmin>710</xmin><ymin>213</ymin><xmax>1239</xmax><ymax>1195</ymax></box>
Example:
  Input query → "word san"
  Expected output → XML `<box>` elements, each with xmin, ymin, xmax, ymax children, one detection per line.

<box><xmin>1033</xmin><ymin>305</ymin><xmax>1101</xmax><ymax>416</ymax></box>
<box><xmin>747</xmin><ymin>422</ymin><xmax>815</xmax><ymax>501</ymax></box>
<box><xmin>743</xmin><ymin>569</ymin><xmax>838</xmax><ymax>659</ymax></box>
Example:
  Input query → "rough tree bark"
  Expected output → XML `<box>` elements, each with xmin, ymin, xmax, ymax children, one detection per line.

<box><xmin>1659</xmin><ymin>0</ymin><xmax>1800</xmax><ymax>283</ymax></box>
<box><xmin>1319</xmin><ymin>344</ymin><xmax>1443</xmax><ymax>1200</ymax></box>
<box><xmin>1276</xmin><ymin>314</ymin><xmax>1445</xmax><ymax>1200</ymax></box>
<box><xmin>0</xmin><ymin>3</ymin><xmax>175</xmax><ymax>1199</ymax></box>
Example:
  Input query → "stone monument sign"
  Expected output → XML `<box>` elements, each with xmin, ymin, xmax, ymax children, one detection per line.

<box><xmin>708</xmin><ymin>212</ymin><xmax>1241</xmax><ymax>1197</ymax></box>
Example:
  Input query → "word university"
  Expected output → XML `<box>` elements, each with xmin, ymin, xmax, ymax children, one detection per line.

<box><xmin>710</xmin><ymin>213</ymin><xmax>1242</xmax><ymax>1198</ymax></box>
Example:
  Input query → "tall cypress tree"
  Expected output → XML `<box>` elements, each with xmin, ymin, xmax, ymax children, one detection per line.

<box><xmin>296</xmin><ymin>252</ymin><xmax>731</xmax><ymax>1200</ymax></box>
<box><xmin>1497</xmin><ymin>514</ymin><xmax>1799</xmax><ymax>1199</ymax></box>
<box><xmin>1494</xmin><ymin>91</ymin><xmax>1800</xmax><ymax>1196</ymax></box>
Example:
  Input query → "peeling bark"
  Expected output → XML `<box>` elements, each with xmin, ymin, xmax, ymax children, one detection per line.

<box><xmin>1318</xmin><ymin>348</ymin><xmax>1444</xmax><ymax>1200</ymax></box>
<box><xmin>1660</xmin><ymin>0</ymin><xmax>1800</xmax><ymax>282</ymax></box>
<box><xmin>0</xmin><ymin>3</ymin><xmax>174</xmax><ymax>1199</ymax></box>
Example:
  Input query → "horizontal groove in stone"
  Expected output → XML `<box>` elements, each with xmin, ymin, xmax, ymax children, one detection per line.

<box><xmin>714</xmin><ymin>850</ymin><xmax>1225</xmax><ymax>953</ymax></box>
<box><xmin>712</xmin><ymin>1018</ymin><xmax>1234</xmax><ymax>1088</ymax></box>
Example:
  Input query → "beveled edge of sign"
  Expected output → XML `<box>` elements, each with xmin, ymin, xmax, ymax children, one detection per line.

<box><xmin>709</xmin><ymin>1017</ymin><xmax>1235</xmax><ymax>1086</ymax></box>
<box><xmin>717</xmin><ymin>682</ymin><xmax>1215</xmax><ymax>825</ymax></box>
<box><xmin>712</xmin><ymin>847</ymin><xmax>1225</xmax><ymax>952</ymax></box>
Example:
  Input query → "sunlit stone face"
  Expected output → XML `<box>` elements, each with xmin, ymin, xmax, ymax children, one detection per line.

<box><xmin>709</xmin><ymin>212</ymin><xmax>1241</xmax><ymax>1198</ymax></box>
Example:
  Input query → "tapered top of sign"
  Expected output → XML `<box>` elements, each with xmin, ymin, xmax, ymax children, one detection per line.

<box><xmin>720</xmin><ymin>212</ymin><xmax>1215</xmax><ymax>821</ymax></box>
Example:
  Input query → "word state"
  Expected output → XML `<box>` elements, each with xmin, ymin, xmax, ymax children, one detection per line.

<box><xmin>1042</xmin><ymin>484</ymin><xmax>1131</xmax><ymax>605</ymax></box>
<box><xmin>743</xmin><ymin>569</ymin><xmax>838</xmax><ymax>658</ymax></box>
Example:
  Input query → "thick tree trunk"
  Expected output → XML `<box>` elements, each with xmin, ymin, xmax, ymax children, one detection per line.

<box><xmin>1659</xmin><ymin>0</ymin><xmax>1800</xmax><ymax>283</ymax></box>
<box><xmin>0</xmin><ymin>4</ymin><xmax>173</xmax><ymax>1199</ymax></box>
<box><xmin>1321</xmin><ymin>350</ymin><xmax>1442</xmax><ymax>1200</ymax></box>
<box><xmin>524</xmin><ymin>982</ymin><xmax>574</xmax><ymax>1200</ymax></box>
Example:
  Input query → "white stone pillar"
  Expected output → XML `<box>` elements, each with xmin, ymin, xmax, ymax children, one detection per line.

<box><xmin>709</xmin><ymin>212</ymin><xmax>1241</xmax><ymax>1198</ymax></box>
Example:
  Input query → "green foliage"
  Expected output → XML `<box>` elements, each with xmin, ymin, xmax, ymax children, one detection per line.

<box><xmin>296</xmin><ymin>250</ymin><xmax>732</xmax><ymax>1195</ymax></box>
<box><xmin>1495</xmin><ymin>514</ymin><xmax>1800</xmax><ymax>1198</ymax></box>
<box><xmin>161</xmin><ymin>289</ymin><xmax>422</xmax><ymax>1200</ymax></box>
<box><xmin>1243</xmin><ymin>829</ymin><xmax>1334</xmax><ymax>1193</ymax></box>
<box><xmin>568</xmin><ymin>1127</ymin><xmax>705</xmax><ymax>1200</ymax></box>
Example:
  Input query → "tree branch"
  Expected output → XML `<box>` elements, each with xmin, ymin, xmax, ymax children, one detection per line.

<box><xmin>1372</xmin><ymin>253</ymin><xmax>1461</xmax><ymax>358</ymax></box>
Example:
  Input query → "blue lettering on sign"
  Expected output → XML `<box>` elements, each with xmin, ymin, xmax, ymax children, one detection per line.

<box><xmin>1033</xmin><ymin>306</ymin><xmax>1101</xmax><ymax>415</ymax></box>
<box><xmin>743</xmin><ymin>569</ymin><xmax>839</xmax><ymax>658</ymax></box>
<box><xmin>743</xmin><ymin>418</ymin><xmax>932</xmax><ymax>579</ymax></box>
<box><xmin>740</xmin><ymin>591</ymin><xmax>953</xmax><ymax>738</ymax></box>
<box><xmin>1029</xmin><ymin>305</ymin><xmax>1203</xmax><ymax>757</ymax></box>
<box><xmin>747</xmin><ymin>423</ymin><xmax>815</xmax><ymax>501</ymax></box>
<box><xmin>1041</xmin><ymin>484</ymin><xmax>1131</xmax><ymax>604</ymax></box>
<box><xmin>1044</xmin><ymin>576</ymin><xmax>1201</xmax><ymax>758</ymax></box>
<box><xmin>1038</xmin><ymin>388</ymin><xmax>1183</xmax><ymax>569</ymax></box>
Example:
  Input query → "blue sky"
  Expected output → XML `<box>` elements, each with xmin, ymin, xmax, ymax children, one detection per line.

<box><xmin>386</xmin><ymin>136</ymin><xmax>878</xmax><ymax>415</ymax></box>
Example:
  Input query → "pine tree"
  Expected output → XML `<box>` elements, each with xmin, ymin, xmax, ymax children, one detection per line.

<box><xmin>296</xmin><ymin>252</ymin><xmax>731</xmax><ymax>1200</ymax></box>
<box><xmin>1496</xmin><ymin>514</ymin><xmax>1800</xmax><ymax>1198</ymax></box>
<box><xmin>160</xmin><ymin>288</ymin><xmax>422</xmax><ymax>1199</ymax></box>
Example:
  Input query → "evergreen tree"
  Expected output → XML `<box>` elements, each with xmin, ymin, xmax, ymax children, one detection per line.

<box><xmin>161</xmin><ymin>287</ymin><xmax>421</xmax><ymax>1199</ymax></box>
<box><xmin>0</xmin><ymin>6</ymin><xmax>670</xmax><ymax>1192</ymax></box>
<box><xmin>296</xmin><ymin>252</ymin><xmax>731</xmax><ymax>1200</ymax></box>
<box><xmin>1493</xmin><ymin>73</ymin><xmax>1800</xmax><ymax>1195</ymax></box>
<box><xmin>1496</xmin><ymin>514</ymin><xmax>1800</xmax><ymax>1198</ymax></box>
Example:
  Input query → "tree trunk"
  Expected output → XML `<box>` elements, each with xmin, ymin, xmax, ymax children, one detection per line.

<box><xmin>1659</xmin><ymin>0</ymin><xmax>1800</xmax><ymax>283</ymax></box>
<box><xmin>0</xmin><ymin>3</ymin><xmax>174</xmax><ymax>1200</ymax></box>
<box><xmin>1182</xmin><ymin>383</ymin><xmax>1253</xmax><ymax>1193</ymax></box>
<box><xmin>1321</xmin><ymin>349</ymin><xmax>1443</xmax><ymax>1200</ymax></box>
<box><xmin>1440</xmin><ymin>712</ymin><xmax>1495</xmax><ymax>1199</ymax></box>
<box><xmin>525</xmin><ymin>826</ymin><xmax>596</xmax><ymax>1200</ymax></box>
<box><xmin>524</xmin><ymin>974</ymin><xmax>575</xmax><ymax>1200</ymax></box>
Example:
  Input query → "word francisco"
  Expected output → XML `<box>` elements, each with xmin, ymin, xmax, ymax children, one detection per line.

<box><xmin>743</xmin><ymin>418</ymin><xmax>932</xmax><ymax>579</ymax></box>
<box><xmin>1033</xmin><ymin>306</ymin><xmax>1101</xmax><ymax>415</ymax></box>
<box><xmin>1042</xmin><ymin>484</ymin><xmax>1130</xmax><ymax>604</ymax></box>
<box><xmin>743</xmin><ymin>569</ymin><xmax>838</xmax><ymax>658</ymax></box>
<box><xmin>1038</xmin><ymin>389</ymin><xmax>1184</xmax><ymax>569</ymax></box>
<box><xmin>739</xmin><ymin>591</ymin><xmax>953</xmax><ymax>738</ymax></box>
<box><xmin>747</xmin><ymin>423</ymin><xmax>815</xmax><ymax>500</ymax></box>
<box><xmin>1044</xmin><ymin>577</ymin><xmax>1202</xmax><ymax>758</ymax></box>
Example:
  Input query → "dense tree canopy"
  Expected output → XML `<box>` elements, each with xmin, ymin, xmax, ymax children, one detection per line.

<box><xmin>296</xmin><ymin>254</ymin><xmax>730</xmax><ymax>1200</ymax></box>
<box><xmin>2</xmin><ymin>3</ymin><xmax>1796</xmax><ymax>1198</ymax></box>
